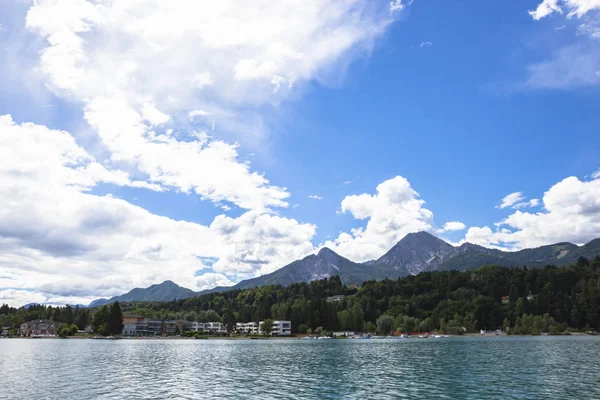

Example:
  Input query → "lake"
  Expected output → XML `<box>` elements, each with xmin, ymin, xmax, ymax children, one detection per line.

<box><xmin>1</xmin><ymin>336</ymin><xmax>599</xmax><ymax>399</ymax></box>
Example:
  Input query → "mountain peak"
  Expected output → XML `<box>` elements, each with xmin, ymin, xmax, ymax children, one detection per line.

<box><xmin>317</xmin><ymin>247</ymin><xmax>337</xmax><ymax>257</ymax></box>
<box><xmin>376</xmin><ymin>231</ymin><xmax>454</xmax><ymax>275</ymax></box>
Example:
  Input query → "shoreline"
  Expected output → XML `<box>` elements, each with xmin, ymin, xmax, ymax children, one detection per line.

<box><xmin>3</xmin><ymin>332</ymin><xmax>597</xmax><ymax>340</ymax></box>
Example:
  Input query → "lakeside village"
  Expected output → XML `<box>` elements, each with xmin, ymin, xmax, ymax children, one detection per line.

<box><xmin>5</xmin><ymin>299</ymin><xmax>459</xmax><ymax>340</ymax></box>
<box><xmin>6</xmin><ymin>314</ymin><xmax>458</xmax><ymax>340</ymax></box>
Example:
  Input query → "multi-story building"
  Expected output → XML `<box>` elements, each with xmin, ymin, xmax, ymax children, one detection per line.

<box><xmin>122</xmin><ymin>316</ymin><xmax>192</xmax><ymax>336</ymax></box>
<box><xmin>236</xmin><ymin>322</ymin><xmax>258</xmax><ymax>334</ymax></box>
<box><xmin>122</xmin><ymin>315</ymin><xmax>149</xmax><ymax>336</ymax></box>
<box><xmin>259</xmin><ymin>320</ymin><xmax>291</xmax><ymax>336</ymax></box>
<box><xmin>19</xmin><ymin>319</ymin><xmax>59</xmax><ymax>337</ymax></box>
<box><xmin>191</xmin><ymin>321</ymin><xmax>227</xmax><ymax>334</ymax></box>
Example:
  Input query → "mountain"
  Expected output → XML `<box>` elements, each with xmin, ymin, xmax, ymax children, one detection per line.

<box><xmin>89</xmin><ymin>233</ymin><xmax>600</xmax><ymax>306</ymax></box>
<box><xmin>202</xmin><ymin>247</ymin><xmax>411</xmax><ymax>294</ymax></box>
<box><xmin>374</xmin><ymin>231</ymin><xmax>455</xmax><ymax>275</ymax></box>
<box><xmin>88</xmin><ymin>280</ymin><xmax>197</xmax><ymax>307</ymax></box>
<box><xmin>371</xmin><ymin>232</ymin><xmax>600</xmax><ymax>273</ymax></box>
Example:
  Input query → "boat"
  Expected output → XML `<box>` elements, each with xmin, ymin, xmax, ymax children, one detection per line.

<box><xmin>400</xmin><ymin>334</ymin><xmax>408</xmax><ymax>338</ymax></box>
<box><xmin>317</xmin><ymin>336</ymin><xmax>331</xmax><ymax>340</ymax></box>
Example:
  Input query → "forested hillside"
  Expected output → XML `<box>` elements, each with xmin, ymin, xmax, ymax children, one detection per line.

<box><xmin>120</xmin><ymin>256</ymin><xmax>600</xmax><ymax>334</ymax></box>
<box><xmin>3</xmin><ymin>256</ymin><xmax>600</xmax><ymax>335</ymax></box>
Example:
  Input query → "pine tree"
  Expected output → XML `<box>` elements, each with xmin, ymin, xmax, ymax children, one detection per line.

<box><xmin>107</xmin><ymin>302</ymin><xmax>123</xmax><ymax>335</ymax></box>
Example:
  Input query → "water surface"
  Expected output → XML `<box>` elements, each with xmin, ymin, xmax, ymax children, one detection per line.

<box><xmin>1</xmin><ymin>336</ymin><xmax>599</xmax><ymax>399</ymax></box>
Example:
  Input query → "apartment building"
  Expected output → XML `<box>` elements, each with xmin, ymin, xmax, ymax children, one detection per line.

<box><xmin>259</xmin><ymin>320</ymin><xmax>292</xmax><ymax>336</ymax></box>
<box><xmin>236</xmin><ymin>322</ymin><xmax>258</xmax><ymax>334</ymax></box>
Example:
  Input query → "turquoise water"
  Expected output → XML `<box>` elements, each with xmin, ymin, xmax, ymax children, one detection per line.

<box><xmin>1</xmin><ymin>336</ymin><xmax>599</xmax><ymax>399</ymax></box>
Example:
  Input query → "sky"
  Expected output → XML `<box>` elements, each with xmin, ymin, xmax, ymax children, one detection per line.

<box><xmin>0</xmin><ymin>0</ymin><xmax>600</xmax><ymax>307</ymax></box>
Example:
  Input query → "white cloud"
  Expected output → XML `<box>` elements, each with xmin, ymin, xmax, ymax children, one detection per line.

<box><xmin>209</xmin><ymin>212</ymin><xmax>316</xmax><ymax>276</ymax></box>
<box><xmin>189</xmin><ymin>109</ymin><xmax>211</xmax><ymax>119</ymax></box>
<box><xmin>0</xmin><ymin>0</ymin><xmax>418</xmax><ymax>306</ymax></box>
<box><xmin>465</xmin><ymin>174</ymin><xmax>600</xmax><ymax>249</ymax></box>
<box><xmin>529</xmin><ymin>0</ymin><xmax>563</xmax><ymax>20</ymax></box>
<box><xmin>530</xmin><ymin>0</ymin><xmax>600</xmax><ymax>19</ymax></box>
<box><xmin>442</xmin><ymin>221</ymin><xmax>466</xmax><ymax>232</ymax></box>
<box><xmin>84</xmin><ymin>93</ymin><xmax>290</xmax><ymax>211</ymax></box>
<box><xmin>343</xmin><ymin>180</ymin><xmax>352</xmax><ymax>184</ymax></box>
<box><xmin>497</xmin><ymin>192</ymin><xmax>541</xmax><ymax>210</ymax></box>
<box><xmin>390</xmin><ymin>0</ymin><xmax>407</xmax><ymax>12</ymax></box>
<box><xmin>309</xmin><ymin>195</ymin><xmax>323</xmax><ymax>200</ymax></box>
<box><xmin>527</xmin><ymin>0</ymin><xmax>600</xmax><ymax>88</ymax></box>
<box><xmin>0</xmin><ymin>116</ymin><xmax>316</xmax><ymax>307</ymax></box>
<box><xmin>525</xmin><ymin>43</ymin><xmax>600</xmax><ymax>89</ymax></box>
<box><xmin>420</xmin><ymin>41</ymin><xmax>432</xmax><ymax>47</ymax></box>
<box><xmin>592</xmin><ymin>168</ymin><xmax>600</xmax><ymax>178</ymax></box>
<box><xmin>21</xmin><ymin>0</ymin><xmax>412</xmax><ymax>212</ymax></box>
<box><xmin>195</xmin><ymin>273</ymin><xmax>235</xmax><ymax>291</ymax></box>
<box><xmin>141</xmin><ymin>103</ymin><xmax>170</xmax><ymax>126</ymax></box>
<box><xmin>497</xmin><ymin>192</ymin><xmax>526</xmax><ymax>209</ymax></box>
<box><xmin>323</xmin><ymin>176</ymin><xmax>434</xmax><ymax>261</ymax></box>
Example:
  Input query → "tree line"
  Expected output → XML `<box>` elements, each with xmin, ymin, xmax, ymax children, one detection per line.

<box><xmin>0</xmin><ymin>302</ymin><xmax>123</xmax><ymax>337</ymax></box>
<box><xmin>2</xmin><ymin>256</ymin><xmax>600</xmax><ymax>336</ymax></box>
<box><xmin>112</xmin><ymin>256</ymin><xmax>600</xmax><ymax>335</ymax></box>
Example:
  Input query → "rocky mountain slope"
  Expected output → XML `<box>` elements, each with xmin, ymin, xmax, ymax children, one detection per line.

<box><xmin>89</xmin><ymin>233</ymin><xmax>600</xmax><ymax>306</ymax></box>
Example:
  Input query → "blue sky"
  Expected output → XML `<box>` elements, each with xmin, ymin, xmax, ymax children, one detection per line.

<box><xmin>1</xmin><ymin>0</ymin><xmax>599</xmax><ymax>306</ymax></box>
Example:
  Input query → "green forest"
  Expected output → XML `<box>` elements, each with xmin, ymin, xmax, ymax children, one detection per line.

<box><xmin>2</xmin><ymin>256</ymin><xmax>600</xmax><ymax>336</ymax></box>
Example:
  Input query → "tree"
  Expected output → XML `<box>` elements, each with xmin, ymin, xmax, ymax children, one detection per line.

<box><xmin>92</xmin><ymin>306</ymin><xmax>109</xmax><ymax>335</ymax></box>
<box><xmin>261</xmin><ymin>319</ymin><xmax>273</xmax><ymax>336</ymax></box>
<box><xmin>76</xmin><ymin>310</ymin><xmax>90</xmax><ymax>330</ymax></box>
<box><xmin>376</xmin><ymin>315</ymin><xmax>395</xmax><ymax>335</ymax></box>
<box><xmin>63</xmin><ymin>305</ymin><xmax>74</xmax><ymax>325</ymax></box>
<box><xmin>298</xmin><ymin>324</ymin><xmax>308</xmax><ymax>334</ymax></box>
<box><xmin>222</xmin><ymin>307</ymin><xmax>236</xmax><ymax>335</ymax></box>
<box><xmin>107</xmin><ymin>302</ymin><xmax>123</xmax><ymax>335</ymax></box>
<box><xmin>365</xmin><ymin>321</ymin><xmax>376</xmax><ymax>333</ymax></box>
<box><xmin>509</xmin><ymin>285</ymin><xmax>518</xmax><ymax>303</ymax></box>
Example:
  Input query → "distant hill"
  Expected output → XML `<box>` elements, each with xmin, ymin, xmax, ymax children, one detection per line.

<box><xmin>88</xmin><ymin>280</ymin><xmax>197</xmax><ymax>307</ymax></box>
<box><xmin>90</xmin><ymin>233</ymin><xmax>600</xmax><ymax>306</ymax></box>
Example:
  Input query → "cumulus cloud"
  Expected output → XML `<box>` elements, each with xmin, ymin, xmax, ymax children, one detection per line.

<box><xmin>1</xmin><ymin>0</ymin><xmax>417</xmax><ymax>306</ymax></box>
<box><xmin>322</xmin><ymin>176</ymin><xmax>435</xmax><ymax>261</ymax></box>
<box><xmin>420</xmin><ymin>41</ymin><xmax>432</xmax><ymax>47</ymax></box>
<box><xmin>0</xmin><ymin>116</ymin><xmax>316</xmax><ymax>307</ymax></box>
<box><xmin>195</xmin><ymin>273</ymin><xmax>235</xmax><ymax>292</ymax></box>
<box><xmin>465</xmin><ymin>174</ymin><xmax>600</xmax><ymax>249</ymax></box>
<box><xmin>17</xmin><ymin>0</ymin><xmax>415</xmax><ymax>213</ymax></box>
<box><xmin>442</xmin><ymin>221</ymin><xmax>466</xmax><ymax>232</ymax></box>
<box><xmin>309</xmin><ymin>195</ymin><xmax>324</xmax><ymax>200</ymax></box>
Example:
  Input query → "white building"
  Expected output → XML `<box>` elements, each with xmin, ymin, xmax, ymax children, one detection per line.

<box><xmin>192</xmin><ymin>322</ymin><xmax>226</xmax><ymax>334</ymax></box>
<box><xmin>259</xmin><ymin>320</ymin><xmax>291</xmax><ymax>336</ymax></box>
<box><xmin>236</xmin><ymin>322</ymin><xmax>258</xmax><ymax>334</ymax></box>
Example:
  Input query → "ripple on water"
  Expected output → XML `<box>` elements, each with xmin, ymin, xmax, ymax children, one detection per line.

<box><xmin>1</xmin><ymin>336</ymin><xmax>599</xmax><ymax>399</ymax></box>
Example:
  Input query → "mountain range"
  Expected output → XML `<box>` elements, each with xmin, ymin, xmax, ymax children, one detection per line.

<box><xmin>88</xmin><ymin>232</ymin><xmax>600</xmax><ymax>307</ymax></box>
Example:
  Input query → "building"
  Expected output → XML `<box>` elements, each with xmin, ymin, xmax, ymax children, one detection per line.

<box><xmin>501</xmin><ymin>296</ymin><xmax>510</xmax><ymax>304</ymax></box>
<box><xmin>122</xmin><ymin>315</ymin><xmax>149</xmax><ymax>336</ymax></box>
<box><xmin>122</xmin><ymin>315</ymin><xmax>192</xmax><ymax>336</ymax></box>
<box><xmin>1</xmin><ymin>326</ymin><xmax>10</xmax><ymax>336</ymax></box>
<box><xmin>333</xmin><ymin>331</ymin><xmax>355</xmax><ymax>337</ymax></box>
<box><xmin>326</xmin><ymin>295</ymin><xmax>345</xmax><ymax>302</ymax></box>
<box><xmin>191</xmin><ymin>321</ymin><xmax>226</xmax><ymax>334</ymax></box>
<box><xmin>19</xmin><ymin>319</ymin><xmax>59</xmax><ymax>337</ymax></box>
<box><xmin>259</xmin><ymin>320</ymin><xmax>291</xmax><ymax>336</ymax></box>
<box><xmin>236</xmin><ymin>322</ymin><xmax>258</xmax><ymax>334</ymax></box>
